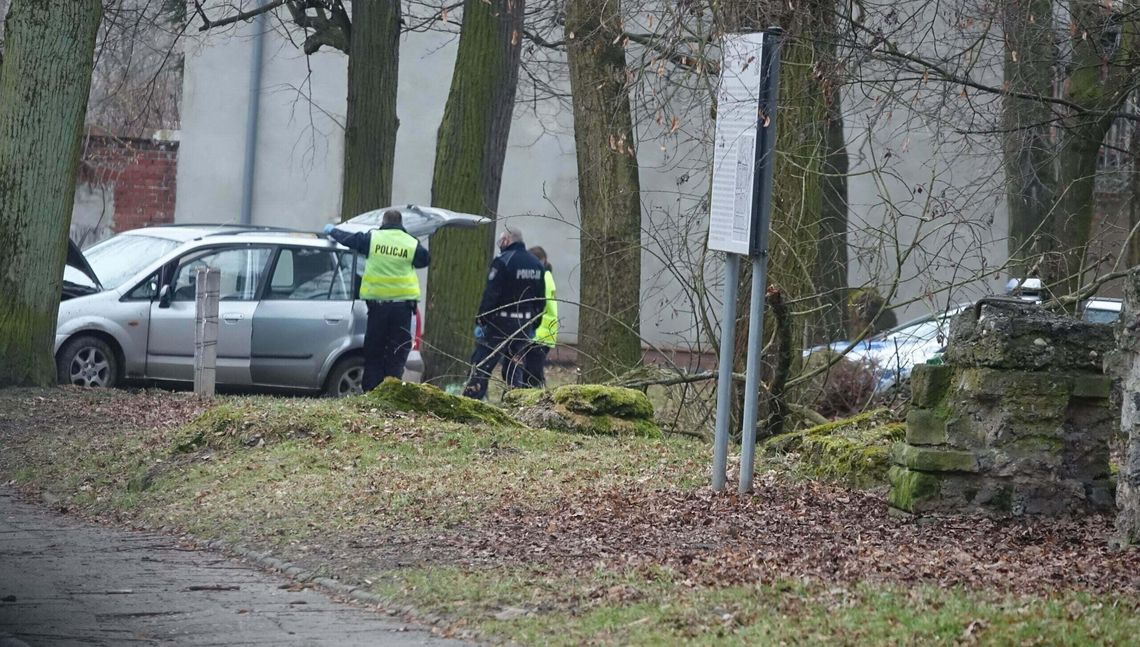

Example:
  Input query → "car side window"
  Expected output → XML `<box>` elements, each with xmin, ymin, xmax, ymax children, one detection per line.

<box><xmin>171</xmin><ymin>247</ymin><xmax>272</xmax><ymax>302</ymax></box>
<box><xmin>265</xmin><ymin>247</ymin><xmax>349</xmax><ymax>301</ymax></box>
<box><xmin>125</xmin><ymin>271</ymin><xmax>160</xmax><ymax>300</ymax></box>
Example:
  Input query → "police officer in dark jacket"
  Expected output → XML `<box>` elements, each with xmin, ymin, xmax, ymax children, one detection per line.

<box><xmin>462</xmin><ymin>226</ymin><xmax>546</xmax><ymax>400</ymax></box>
<box><xmin>325</xmin><ymin>209</ymin><xmax>429</xmax><ymax>391</ymax></box>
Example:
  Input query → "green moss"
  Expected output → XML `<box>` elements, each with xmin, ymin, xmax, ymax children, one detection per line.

<box><xmin>551</xmin><ymin>385</ymin><xmax>654</xmax><ymax>419</ymax></box>
<box><xmin>798</xmin><ymin>408</ymin><xmax>893</xmax><ymax>437</ymax></box>
<box><xmin>502</xmin><ymin>388</ymin><xmax>546</xmax><ymax>407</ymax></box>
<box><xmin>367</xmin><ymin>378</ymin><xmax>520</xmax><ymax>427</ymax></box>
<box><xmin>887</xmin><ymin>466</ymin><xmax>942</xmax><ymax>512</ymax></box>
<box><xmin>763</xmin><ymin>410</ymin><xmax>904</xmax><ymax>488</ymax></box>
<box><xmin>797</xmin><ymin>422</ymin><xmax>906</xmax><ymax>488</ymax></box>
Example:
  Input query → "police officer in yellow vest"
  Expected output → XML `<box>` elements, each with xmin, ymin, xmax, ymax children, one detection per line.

<box><xmin>325</xmin><ymin>209</ymin><xmax>429</xmax><ymax>391</ymax></box>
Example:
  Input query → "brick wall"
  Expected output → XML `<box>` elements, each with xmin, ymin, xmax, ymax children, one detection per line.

<box><xmin>77</xmin><ymin>134</ymin><xmax>178</xmax><ymax>235</ymax></box>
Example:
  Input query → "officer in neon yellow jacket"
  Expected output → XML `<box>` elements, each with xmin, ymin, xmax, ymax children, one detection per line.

<box><xmin>326</xmin><ymin>209</ymin><xmax>429</xmax><ymax>391</ymax></box>
<box><xmin>529</xmin><ymin>246</ymin><xmax>557</xmax><ymax>385</ymax></box>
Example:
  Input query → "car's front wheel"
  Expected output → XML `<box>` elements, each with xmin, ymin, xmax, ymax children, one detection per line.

<box><xmin>324</xmin><ymin>355</ymin><xmax>364</xmax><ymax>398</ymax></box>
<box><xmin>57</xmin><ymin>335</ymin><xmax>119</xmax><ymax>388</ymax></box>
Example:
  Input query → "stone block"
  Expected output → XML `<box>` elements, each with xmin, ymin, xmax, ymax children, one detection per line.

<box><xmin>910</xmin><ymin>364</ymin><xmax>953</xmax><ymax>408</ymax></box>
<box><xmin>1071</xmin><ymin>374</ymin><xmax>1113</xmax><ymax>400</ymax></box>
<box><xmin>906</xmin><ymin>409</ymin><xmax>947</xmax><ymax>445</ymax></box>
<box><xmin>956</xmin><ymin>368</ymin><xmax>1071</xmax><ymax>405</ymax></box>
<box><xmin>989</xmin><ymin>439</ymin><xmax>1064</xmax><ymax>477</ymax></box>
<box><xmin>887</xmin><ymin>466</ymin><xmax>941</xmax><ymax>512</ymax></box>
<box><xmin>891</xmin><ymin>442</ymin><xmax>978</xmax><ymax>472</ymax></box>
<box><xmin>937</xmin><ymin>475</ymin><xmax>1013</xmax><ymax>514</ymax></box>
<box><xmin>945</xmin><ymin>300</ymin><xmax>1114</xmax><ymax>373</ymax></box>
<box><xmin>944</xmin><ymin>414</ymin><xmax>985</xmax><ymax>449</ymax></box>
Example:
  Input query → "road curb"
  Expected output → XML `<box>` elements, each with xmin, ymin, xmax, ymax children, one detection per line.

<box><xmin>200</xmin><ymin>539</ymin><xmax>481</xmax><ymax>643</ymax></box>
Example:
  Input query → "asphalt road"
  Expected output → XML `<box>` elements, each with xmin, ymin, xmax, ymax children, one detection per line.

<box><xmin>0</xmin><ymin>488</ymin><xmax>468</xmax><ymax>646</ymax></box>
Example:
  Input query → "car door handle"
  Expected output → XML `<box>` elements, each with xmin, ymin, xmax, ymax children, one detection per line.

<box><xmin>324</xmin><ymin>315</ymin><xmax>344</xmax><ymax>324</ymax></box>
<box><xmin>222</xmin><ymin>313</ymin><xmax>245</xmax><ymax>323</ymax></box>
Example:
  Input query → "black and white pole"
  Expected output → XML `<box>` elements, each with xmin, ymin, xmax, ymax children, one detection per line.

<box><xmin>708</xmin><ymin>28</ymin><xmax>782</xmax><ymax>492</ymax></box>
<box><xmin>194</xmin><ymin>267</ymin><xmax>220</xmax><ymax>398</ymax></box>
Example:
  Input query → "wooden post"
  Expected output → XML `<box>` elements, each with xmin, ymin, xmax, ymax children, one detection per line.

<box><xmin>194</xmin><ymin>267</ymin><xmax>219</xmax><ymax>397</ymax></box>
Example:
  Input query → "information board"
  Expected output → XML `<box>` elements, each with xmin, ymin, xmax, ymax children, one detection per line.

<box><xmin>707</xmin><ymin>33</ymin><xmax>765</xmax><ymax>256</ymax></box>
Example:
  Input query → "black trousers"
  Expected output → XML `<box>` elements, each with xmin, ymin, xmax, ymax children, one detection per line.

<box><xmin>502</xmin><ymin>344</ymin><xmax>550</xmax><ymax>388</ymax></box>
<box><xmin>463</xmin><ymin>326</ymin><xmax>543</xmax><ymax>400</ymax></box>
<box><xmin>363</xmin><ymin>300</ymin><xmax>415</xmax><ymax>392</ymax></box>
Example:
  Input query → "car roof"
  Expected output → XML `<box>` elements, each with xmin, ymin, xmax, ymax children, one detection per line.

<box><xmin>114</xmin><ymin>225</ymin><xmax>334</xmax><ymax>247</ymax></box>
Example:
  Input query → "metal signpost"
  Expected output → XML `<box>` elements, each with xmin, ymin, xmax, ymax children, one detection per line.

<box><xmin>708</xmin><ymin>28</ymin><xmax>782</xmax><ymax>493</ymax></box>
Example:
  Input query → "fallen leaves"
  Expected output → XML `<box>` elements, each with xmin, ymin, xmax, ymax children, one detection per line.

<box><xmin>444</xmin><ymin>475</ymin><xmax>1140</xmax><ymax>595</ymax></box>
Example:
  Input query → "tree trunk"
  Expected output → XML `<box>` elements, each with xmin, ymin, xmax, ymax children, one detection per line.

<box><xmin>720</xmin><ymin>4</ymin><xmax>829</xmax><ymax>433</ymax></box>
<box><xmin>0</xmin><ymin>0</ymin><xmax>102</xmax><ymax>387</ymax></box>
<box><xmin>566</xmin><ymin>0</ymin><xmax>643</xmax><ymax>382</ymax></box>
<box><xmin>1114</xmin><ymin>268</ymin><xmax>1140</xmax><ymax>546</ymax></box>
<box><xmin>1000</xmin><ymin>0</ymin><xmax>1057</xmax><ymax>280</ymax></box>
<box><xmin>339</xmin><ymin>0</ymin><xmax>400</xmax><ymax>221</ymax></box>
<box><xmin>421</xmin><ymin>0</ymin><xmax>524</xmax><ymax>386</ymax></box>
<box><xmin>1130</xmin><ymin>124</ymin><xmax>1140</xmax><ymax>268</ymax></box>
<box><xmin>1051</xmin><ymin>122</ymin><xmax>1110</xmax><ymax>299</ymax></box>
<box><xmin>810</xmin><ymin>31</ymin><xmax>848</xmax><ymax>345</ymax></box>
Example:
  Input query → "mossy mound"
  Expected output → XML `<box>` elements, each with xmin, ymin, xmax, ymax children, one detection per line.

<box><xmin>508</xmin><ymin>385</ymin><xmax>661</xmax><ymax>438</ymax></box>
<box><xmin>174</xmin><ymin>379</ymin><xmax>519</xmax><ymax>453</ymax></box>
<box><xmin>763</xmin><ymin>408</ymin><xmax>905</xmax><ymax>488</ymax></box>
<box><xmin>174</xmin><ymin>400</ymin><xmax>348</xmax><ymax>452</ymax></box>
<box><xmin>552</xmin><ymin>384</ymin><xmax>655</xmax><ymax>419</ymax></box>
<box><xmin>367</xmin><ymin>378</ymin><xmax>520</xmax><ymax>427</ymax></box>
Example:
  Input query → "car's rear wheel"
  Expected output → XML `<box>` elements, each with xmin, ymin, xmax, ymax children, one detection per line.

<box><xmin>324</xmin><ymin>355</ymin><xmax>364</xmax><ymax>398</ymax></box>
<box><xmin>57</xmin><ymin>335</ymin><xmax>119</xmax><ymax>388</ymax></box>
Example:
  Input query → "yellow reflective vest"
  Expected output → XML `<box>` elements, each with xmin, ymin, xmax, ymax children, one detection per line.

<box><xmin>360</xmin><ymin>229</ymin><xmax>420</xmax><ymax>301</ymax></box>
<box><xmin>535</xmin><ymin>270</ymin><xmax>558</xmax><ymax>347</ymax></box>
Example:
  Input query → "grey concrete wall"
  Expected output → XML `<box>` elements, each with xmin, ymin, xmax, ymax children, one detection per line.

<box><xmin>176</xmin><ymin>3</ymin><xmax>1012</xmax><ymax>348</ymax></box>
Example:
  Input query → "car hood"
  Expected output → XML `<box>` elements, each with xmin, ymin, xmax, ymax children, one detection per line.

<box><xmin>337</xmin><ymin>204</ymin><xmax>491</xmax><ymax>238</ymax></box>
<box><xmin>66</xmin><ymin>238</ymin><xmax>102</xmax><ymax>290</ymax></box>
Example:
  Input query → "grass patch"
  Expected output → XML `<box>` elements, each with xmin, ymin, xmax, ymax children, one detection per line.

<box><xmin>1</xmin><ymin>390</ymin><xmax>707</xmax><ymax>536</ymax></box>
<box><xmin>2</xmin><ymin>388</ymin><xmax>1137</xmax><ymax>644</ymax></box>
<box><xmin>375</xmin><ymin>566</ymin><xmax>1140</xmax><ymax>646</ymax></box>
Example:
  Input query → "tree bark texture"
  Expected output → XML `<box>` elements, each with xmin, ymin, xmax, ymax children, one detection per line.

<box><xmin>1000</xmin><ymin>0</ymin><xmax>1137</xmax><ymax>299</ymax></box>
<box><xmin>810</xmin><ymin>29</ymin><xmax>848</xmax><ymax>345</ymax></box>
<box><xmin>1113</xmin><ymin>268</ymin><xmax>1140</xmax><ymax>546</ymax></box>
<box><xmin>0</xmin><ymin>0</ymin><xmax>102</xmax><ymax>387</ymax></box>
<box><xmin>566</xmin><ymin>0</ymin><xmax>643</xmax><ymax>382</ymax></box>
<box><xmin>1000</xmin><ymin>0</ymin><xmax>1057</xmax><ymax>280</ymax></box>
<box><xmin>339</xmin><ymin>0</ymin><xmax>400</xmax><ymax>221</ymax></box>
<box><xmin>1046</xmin><ymin>0</ymin><xmax>1127</xmax><ymax>300</ymax></box>
<box><xmin>1130</xmin><ymin>123</ymin><xmax>1140</xmax><ymax>268</ymax></box>
<box><xmin>422</xmin><ymin>0</ymin><xmax>524</xmax><ymax>386</ymax></box>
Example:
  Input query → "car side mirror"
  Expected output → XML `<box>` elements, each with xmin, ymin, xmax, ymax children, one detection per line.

<box><xmin>158</xmin><ymin>284</ymin><xmax>172</xmax><ymax>309</ymax></box>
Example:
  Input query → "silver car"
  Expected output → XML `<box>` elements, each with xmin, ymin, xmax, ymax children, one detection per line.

<box><xmin>57</xmin><ymin>205</ymin><xmax>487</xmax><ymax>396</ymax></box>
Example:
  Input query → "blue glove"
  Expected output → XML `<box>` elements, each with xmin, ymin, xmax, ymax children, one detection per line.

<box><xmin>322</xmin><ymin>223</ymin><xmax>335</xmax><ymax>236</ymax></box>
<box><xmin>474</xmin><ymin>325</ymin><xmax>484</xmax><ymax>340</ymax></box>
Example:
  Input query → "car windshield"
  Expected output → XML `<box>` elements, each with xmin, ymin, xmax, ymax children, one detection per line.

<box><xmin>64</xmin><ymin>234</ymin><xmax>180</xmax><ymax>290</ymax></box>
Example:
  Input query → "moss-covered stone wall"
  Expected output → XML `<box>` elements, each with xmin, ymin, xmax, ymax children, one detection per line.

<box><xmin>889</xmin><ymin>300</ymin><xmax>1116</xmax><ymax>516</ymax></box>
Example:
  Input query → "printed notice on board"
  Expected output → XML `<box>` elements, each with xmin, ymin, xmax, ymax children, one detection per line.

<box><xmin>707</xmin><ymin>33</ymin><xmax>764</xmax><ymax>255</ymax></box>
